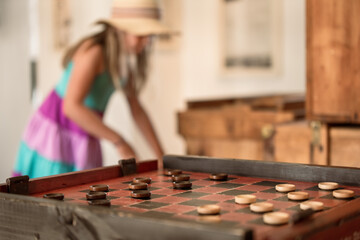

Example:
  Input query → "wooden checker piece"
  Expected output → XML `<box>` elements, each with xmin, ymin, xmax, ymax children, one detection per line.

<box><xmin>333</xmin><ymin>189</ymin><xmax>355</xmax><ymax>199</ymax></box>
<box><xmin>209</xmin><ymin>173</ymin><xmax>228</xmax><ymax>181</ymax></box>
<box><xmin>275</xmin><ymin>184</ymin><xmax>296</xmax><ymax>193</ymax></box>
<box><xmin>88</xmin><ymin>199</ymin><xmax>111</xmax><ymax>207</ymax></box>
<box><xmin>129</xmin><ymin>182</ymin><xmax>148</xmax><ymax>190</ymax></box>
<box><xmin>197</xmin><ymin>204</ymin><xmax>221</xmax><ymax>215</ymax></box>
<box><xmin>43</xmin><ymin>193</ymin><xmax>64</xmax><ymax>201</ymax></box>
<box><xmin>173</xmin><ymin>181</ymin><xmax>192</xmax><ymax>190</ymax></box>
<box><xmin>250</xmin><ymin>202</ymin><xmax>274</xmax><ymax>213</ymax></box>
<box><xmin>89</xmin><ymin>184</ymin><xmax>109</xmax><ymax>192</ymax></box>
<box><xmin>300</xmin><ymin>201</ymin><xmax>324</xmax><ymax>211</ymax></box>
<box><xmin>235</xmin><ymin>194</ymin><xmax>256</xmax><ymax>204</ymax></box>
<box><xmin>86</xmin><ymin>191</ymin><xmax>107</xmax><ymax>200</ymax></box>
<box><xmin>171</xmin><ymin>174</ymin><xmax>190</xmax><ymax>183</ymax></box>
<box><xmin>133</xmin><ymin>177</ymin><xmax>151</xmax><ymax>184</ymax></box>
<box><xmin>263</xmin><ymin>211</ymin><xmax>289</xmax><ymax>225</ymax></box>
<box><xmin>164</xmin><ymin>169</ymin><xmax>182</xmax><ymax>176</ymax></box>
<box><xmin>318</xmin><ymin>182</ymin><xmax>339</xmax><ymax>190</ymax></box>
<box><xmin>131</xmin><ymin>190</ymin><xmax>151</xmax><ymax>199</ymax></box>
<box><xmin>287</xmin><ymin>191</ymin><xmax>309</xmax><ymax>201</ymax></box>
<box><xmin>197</xmin><ymin>215</ymin><xmax>222</xmax><ymax>223</ymax></box>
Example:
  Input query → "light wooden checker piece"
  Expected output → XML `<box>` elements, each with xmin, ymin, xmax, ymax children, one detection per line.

<box><xmin>275</xmin><ymin>184</ymin><xmax>296</xmax><ymax>193</ymax></box>
<box><xmin>197</xmin><ymin>215</ymin><xmax>222</xmax><ymax>223</ymax></box>
<box><xmin>263</xmin><ymin>211</ymin><xmax>290</xmax><ymax>225</ymax></box>
<box><xmin>250</xmin><ymin>202</ymin><xmax>274</xmax><ymax>213</ymax></box>
<box><xmin>300</xmin><ymin>201</ymin><xmax>324</xmax><ymax>211</ymax></box>
<box><xmin>333</xmin><ymin>189</ymin><xmax>355</xmax><ymax>199</ymax></box>
<box><xmin>197</xmin><ymin>204</ymin><xmax>221</xmax><ymax>215</ymax></box>
<box><xmin>235</xmin><ymin>194</ymin><xmax>256</xmax><ymax>204</ymax></box>
<box><xmin>287</xmin><ymin>191</ymin><xmax>309</xmax><ymax>201</ymax></box>
<box><xmin>318</xmin><ymin>182</ymin><xmax>339</xmax><ymax>190</ymax></box>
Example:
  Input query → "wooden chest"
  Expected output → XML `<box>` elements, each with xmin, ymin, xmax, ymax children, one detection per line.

<box><xmin>272</xmin><ymin>121</ymin><xmax>360</xmax><ymax>168</ymax></box>
<box><xmin>178</xmin><ymin>94</ymin><xmax>305</xmax><ymax>160</ymax></box>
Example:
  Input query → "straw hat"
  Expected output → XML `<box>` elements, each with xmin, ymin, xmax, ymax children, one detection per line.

<box><xmin>100</xmin><ymin>0</ymin><xmax>172</xmax><ymax>36</ymax></box>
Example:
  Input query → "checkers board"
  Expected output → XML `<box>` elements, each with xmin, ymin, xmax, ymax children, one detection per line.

<box><xmin>1</xmin><ymin>155</ymin><xmax>360</xmax><ymax>240</ymax></box>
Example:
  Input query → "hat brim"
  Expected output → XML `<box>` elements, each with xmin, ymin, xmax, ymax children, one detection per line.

<box><xmin>99</xmin><ymin>18</ymin><xmax>174</xmax><ymax>36</ymax></box>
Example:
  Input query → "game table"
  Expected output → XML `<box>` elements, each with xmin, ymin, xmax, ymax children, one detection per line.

<box><xmin>0</xmin><ymin>155</ymin><xmax>359</xmax><ymax>240</ymax></box>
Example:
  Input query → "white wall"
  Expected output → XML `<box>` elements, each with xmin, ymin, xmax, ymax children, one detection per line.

<box><xmin>0</xmin><ymin>1</ymin><xmax>31</xmax><ymax>180</ymax></box>
<box><xmin>182</xmin><ymin>0</ymin><xmax>306</xmax><ymax>101</ymax></box>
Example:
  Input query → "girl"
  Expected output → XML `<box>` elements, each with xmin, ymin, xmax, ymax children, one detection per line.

<box><xmin>14</xmin><ymin>0</ymin><xmax>169</xmax><ymax>178</ymax></box>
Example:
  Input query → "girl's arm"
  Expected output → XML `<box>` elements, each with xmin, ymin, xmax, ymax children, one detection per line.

<box><xmin>124</xmin><ymin>77</ymin><xmax>164</xmax><ymax>168</ymax></box>
<box><xmin>63</xmin><ymin>43</ymin><xmax>136</xmax><ymax>159</ymax></box>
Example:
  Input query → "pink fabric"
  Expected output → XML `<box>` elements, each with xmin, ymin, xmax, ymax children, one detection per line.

<box><xmin>39</xmin><ymin>90</ymin><xmax>103</xmax><ymax>136</ymax></box>
<box><xmin>23</xmin><ymin>111</ymin><xmax>102</xmax><ymax>170</ymax></box>
<box><xmin>12</xmin><ymin>171</ymin><xmax>22</xmax><ymax>177</ymax></box>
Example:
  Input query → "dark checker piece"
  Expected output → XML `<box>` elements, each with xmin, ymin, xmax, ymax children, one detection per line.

<box><xmin>210</xmin><ymin>173</ymin><xmax>228</xmax><ymax>181</ymax></box>
<box><xmin>43</xmin><ymin>193</ymin><xmax>64</xmax><ymax>201</ymax></box>
<box><xmin>86</xmin><ymin>191</ymin><xmax>107</xmax><ymax>200</ymax></box>
<box><xmin>172</xmin><ymin>174</ymin><xmax>190</xmax><ymax>183</ymax></box>
<box><xmin>131</xmin><ymin>190</ymin><xmax>151</xmax><ymax>199</ymax></box>
<box><xmin>89</xmin><ymin>184</ymin><xmax>109</xmax><ymax>192</ymax></box>
<box><xmin>173</xmin><ymin>181</ymin><xmax>192</xmax><ymax>190</ymax></box>
<box><xmin>88</xmin><ymin>199</ymin><xmax>111</xmax><ymax>207</ymax></box>
<box><xmin>129</xmin><ymin>182</ymin><xmax>148</xmax><ymax>190</ymax></box>
<box><xmin>133</xmin><ymin>177</ymin><xmax>152</xmax><ymax>184</ymax></box>
<box><xmin>164</xmin><ymin>169</ymin><xmax>182</xmax><ymax>176</ymax></box>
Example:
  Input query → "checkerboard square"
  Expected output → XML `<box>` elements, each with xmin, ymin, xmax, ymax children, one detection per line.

<box><xmin>219</xmin><ymin>189</ymin><xmax>255</xmax><ymax>196</ymax></box>
<box><xmin>131</xmin><ymin>201</ymin><xmax>169</xmax><ymax>210</ymax></box>
<box><xmin>173</xmin><ymin>191</ymin><xmax>209</xmax><ymax>199</ymax></box>
<box><xmin>179</xmin><ymin>199</ymin><xmax>217</xmax><ymax>207</ymax></box>
<box><xmin>198</xmin><ymin>194</ymin><xmax>235</xmax><ymax>202</ymax></box>
<box><xmin>212</xmin><ymin>183</ymin><xmax>245</xmax><ymax>189</ymax></box>
<box><xmin>252</xmin><ymin>181</ymin><xmax>286</xmax><ymax>187</ymax></box>
<box><xmin>191</xmin><ymin>187</ymin><xmax>228</xmax><ymax>194</ymax></box>
<box><xmin>151</xmin><ymin>196</ymin><xmax>189</xmax><ymax>204</ymax></box>
<box><xmin>141</xmin><ymin>211</ymin><xmax>175</xmax><ymax>218</ymax></box>
<box><xmin>156</xmin><ymin>205</ymin><xmax>196</xmax><ymax>214</ymax></box>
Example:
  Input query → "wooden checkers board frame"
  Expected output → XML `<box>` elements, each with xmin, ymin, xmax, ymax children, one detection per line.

<box><xmin>0</xmin><ymin>155</ymin><xmax>359</xmax><ymax>240</ymax></box>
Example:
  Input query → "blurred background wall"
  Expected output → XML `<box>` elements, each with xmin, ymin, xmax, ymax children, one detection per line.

<box><xmin>182</xmin><ymin>0</ymin><xmax>305</xmax><ymax>100</ymax></box>
<box><xmin>0</xmin><ymin>0</ymin><xmax>305</xmax><ymax>180</ymax></box>
<box><xmin>0</xmin><ymin>1</ymin><xmax>31</xmax><ymax>181</ymax></box>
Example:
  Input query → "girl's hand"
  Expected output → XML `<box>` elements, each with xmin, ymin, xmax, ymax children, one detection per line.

<box><xmin>115</xmin><ymin>141</ymin><xmax>137</xmax><ymax>160</ymax></box>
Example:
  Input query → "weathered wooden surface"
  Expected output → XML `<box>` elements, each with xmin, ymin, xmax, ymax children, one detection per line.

<box><xmin>307</xmin><ymin>0</ymin><xmax>360</xmax><ymax>123</ymax></box>
<box><xmin>330</xmin><ymin>127</ymin><xmax>360</xmax><ymax>168</ymax></box>
<box><xmin>0</xmin><ymin>192</ymin><xmax>250</xmax><ymax>240</ymax></box>
<box><xmin>186</xmin><ymin>138</ymin><xmax>264</xmax><ymax>160</ymax></box>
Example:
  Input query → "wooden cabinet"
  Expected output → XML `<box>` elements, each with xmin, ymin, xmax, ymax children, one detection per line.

<box><xmin>306</xmin><ymin>0</ymin><xmax>360</xmax><ymax>123</ymax></box>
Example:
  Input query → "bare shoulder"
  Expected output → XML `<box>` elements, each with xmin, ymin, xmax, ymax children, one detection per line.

<box><xmin>73</xmin><ymin>40</ymin><xmax>105</xmax><ymax>73</ymax></box>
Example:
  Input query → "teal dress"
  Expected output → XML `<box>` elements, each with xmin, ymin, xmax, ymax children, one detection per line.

<box><xmin>14</xmin><ymin>62</ymin><xmax>115</xmax><ymax>178</ymax></box>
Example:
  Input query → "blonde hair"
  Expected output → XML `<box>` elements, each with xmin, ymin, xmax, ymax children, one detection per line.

<box><xmin>62</xmin><ymin>21</ymin><xmax>152</xmax><ymax>95</ymax></box>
